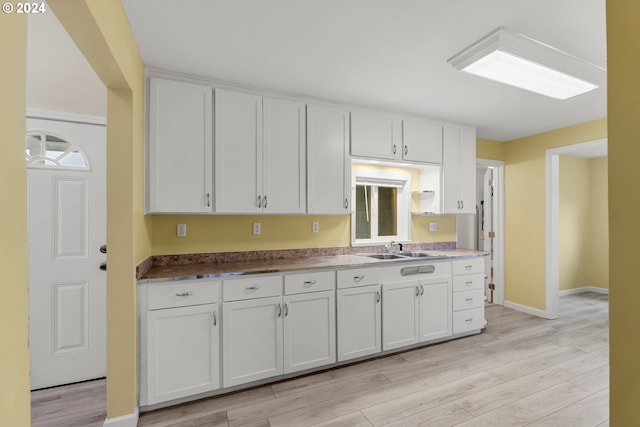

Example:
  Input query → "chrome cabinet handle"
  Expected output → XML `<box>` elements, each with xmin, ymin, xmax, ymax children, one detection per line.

<box><xmin>257</xmin><ymin>195</ymin><xmax>262</xmax><ymax>208</ymax></box>
<box><xmin>420</xmin><ymin>285</ymin><xmax>424</xmax><ymax>296</ymax></box>
<box><xmin>461</xmin><ymin>201</ymin><xmax>464</xmax><ymax>210</ymax></box>
<box><xmin>404</xmin><ymin>145</ymin><xmax>408</xmax><ymax>156</ymax></box>
<box><xmin>211</xmin><ymin>311</ymin><xmax>217</xmax><ymax>326</ymax></box>
<box><xmin>303</xmin><ymin>280</ymin><xmax>317</xmax><ymax>287</ymax></box>
<box><xmin>465</xmin><ymin>297</ymin><xmax>474</xmax><ymax>303</ymax></box>
<box><xmin>264</xmin><ymin>195</ymin><xmax>268</xmax><ymax>209</ymax></box>
<box><xmin>415</xmin><ymin>286</ymin><xmax>420</xmax><ymax>297</ymax></box>
<box><xmin>375</xmin><ymin>291</ymin><xmax>381</xmax><ymax>303</ymax></box>
<box><xmin>344</xmin><ymin>198</ymin><xmax>349</xmax><ymax>209</ymax></box>
<box><xmin>353</xmin><ymin>275</ymin><xmax>365</xmax><ymax>282</ymax></box>
<box><xmin>465</xmin><ymin>317</ymin><xmax>473</xmax><ymax>323</ymax></box>
<box><xmin>277</xmin><ymin>303</ymin><xmax>282</xmax><ymax>317</ymax></box>
<box><xmin>284</xmin><ymin>303</ymin><xmax>289</xmax><ymax>317</ymax></box>
<box><xmin>393</xmin><ymin>144</ymin><xmax>397</xmax><ymax>155</ymax></box>
<box><xmin>465</xmin><ymin>265</ymin><xmax>472</xmax><ymax>270</ymax></box>
<box><xmin>206</xmin><ymin>192</ymin><xmax>211</xmax><ymax>207</ymax></box>
<box><xmin>175</xmin><ymin>291</ymin><xmax>193</xmax><ymax>297</ymax></box>
<box><xmin>245</xmin><ymin>285</ymin><xmax>260</xmax><ymax>292</ymax></box>
<box><xmin>465</xmin><ymin>281</ymin><xmax>473</xmax><ymax>286</ymax></box>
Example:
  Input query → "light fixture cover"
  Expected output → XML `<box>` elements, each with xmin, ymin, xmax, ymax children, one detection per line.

<box><xmin>448</xmin><ymin>28</ymin><xmax>604</xmax><ymax>100</ymax></box>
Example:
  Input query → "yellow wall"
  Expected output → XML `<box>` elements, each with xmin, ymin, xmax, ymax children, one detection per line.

<box><xmin>559</xmin><ymin>155</ymin><xmax>591</xmax><ymax>291</ymax></box>
<box><xmin>152</xmin><ymin>163</ymin><xmax>456</xmax><ymax>255</ymax></box>
<box><xmin>48</xmin><ymin>0</ymin><xmax>149</xmax><ymax>419</ymax></box>
<box><xmin>607</xmin><ymin>2</ymin><xmax>640</xmax><ymax>423</ymax></box>
<box><xmin>586</xmin><ymin>157</ymin><xmax>608</xmax><ymax>289</ymax></box>
<box><xmin>503</xmin><ymin>118</ymin><xmax>607</xmax><ymax>310</ymax></box>
<box><xmin>477</xmin><ymin>138</ymin><xmax>505</xmax><ymax>161</ymax></box>
<box><xmin>0</xmin><ymin>13</ymin><xmax>31</xmax><ymax>427</ymax></box>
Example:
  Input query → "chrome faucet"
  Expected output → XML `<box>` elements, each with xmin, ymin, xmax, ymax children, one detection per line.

<box><xmin>384</xmin><ymin>241</ymin><xmax>403</xmax><ymax>253</ymax></box>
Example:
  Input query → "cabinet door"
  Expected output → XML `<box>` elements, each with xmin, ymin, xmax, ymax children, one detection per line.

<box><xmin>283</xmin><ymin>291</ymin><xmax>336</xmax><ymax>374</ymax></box>
<box><xmin>148</xmin><ymin>78</ymin><xmax>213</xmax><ymax>213</ymax></box>
<box><xmin>350</xmin><ymin>111</ymin><xmax>401</xmax><ymax>160</ymax></box>
<box><xmin>382</xmin><ymin>281</ymin><xmax>420</xmax><ymax>351</ymax></box>
<box><xmin>419</xmin><ymin>279</ymin><xmax>452</xmax><ymax>342</ymax></box>
<box><xmin>457</xmin><ymin>127</ymin><xmax>477</xmax><ymax>214</ymax></box>
<box><xmin>222</xmin><ymin>296</ymin><xmax>283</xmax><ymax>387</ymax></box>
<box><xmin>307</xmin><ymin>104</ymin><xmax>350</xmax><ymax>214</ymax></box>
<box><xmin>402</xmin><ymin>120</ymin><xmax>442</xmax><ymax>164</ymax></box>
<box><xmin>146</xmin><ymin>303</ymin><xmax>219</xmax><ymax>405</ymax></box>
<box><xmin>215</xmin><ymin>89</ymin><xmax>263</xmax><ymax>213</ymax></box>
<box><xmin>441</xmin><ymin>126</ymin><xmax>461</xmax><ymax>214</ymax></box>
<box><xmin>336</xmin><ymin>284</ymin><xmax>381</xmax><ymax>361</ymax></box>
<box><xmin>263</xmin><ymin>98</ymin><xmax>306</xmax><ymax>214</ymax></box>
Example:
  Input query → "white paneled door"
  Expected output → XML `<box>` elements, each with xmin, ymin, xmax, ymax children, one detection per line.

<box><xmin>27</xmin><ymin>117</ymin><xmax>106</xmax><ymax>390</ymax></box>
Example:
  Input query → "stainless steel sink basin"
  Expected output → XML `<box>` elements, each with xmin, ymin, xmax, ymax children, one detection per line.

<box><xmin>364</xmin><ymin>253</ymin><xmax>407</xmax><ymax>260</ymax></box>
<box><xmin>395</xmin><ymin>251</ymin><xmax>442</xmax><ymax>258</ymax></box>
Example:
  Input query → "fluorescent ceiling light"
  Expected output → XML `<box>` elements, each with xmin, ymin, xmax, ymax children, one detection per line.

<box><xmin>448</xmin><ymin>28</ymin><xmax>604</xmax><ymax>100</ymax></box>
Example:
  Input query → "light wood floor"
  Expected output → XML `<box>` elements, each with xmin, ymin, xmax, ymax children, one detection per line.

<box><xmin>32</xmin><ymin>292</ymin><xmax>609</xmax><ymax>427</ymax></box>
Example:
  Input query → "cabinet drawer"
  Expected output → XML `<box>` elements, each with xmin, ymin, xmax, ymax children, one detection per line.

<box><xmin>285</xmin><ymin>271</ymin><xmax>335</xmax><ymax>295</ymax></box>
<box><xmin>223</xmin><ymin>275</ymin><xmax>282</xmax><ymax>301</ymax></box>
<box><xmin>452</xmin><ymin>289</ymin><xmax>484</xmax><ymax>311</ymax></box>
<box><xmin>452</xmin><ymin>257</ymin><xmax>485</xmax><ymax>276</ymax></box>
<box><xmin>452</xmin><ymin>273</ymin><xmax>484</xmax><ymax>292</ymax></box>
<box><xmin>337</xmin><ymin>267</ymin><xmax>380</xmax><ymax>289</ymax></box>
<box><xmin>453</xmin><ymin>308</ymin><xmax>485</xmax><ymax>334</ymax></box>
<box><xmin>147</xmin><ymin>280</ymin><xmax>220</xmax><ymax>310</ymax></box>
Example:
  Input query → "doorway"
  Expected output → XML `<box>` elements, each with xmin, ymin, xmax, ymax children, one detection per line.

<box><xmin>27</xmin><ymin>115</ymin><xmax>107</xmax><ymax>390</ymax></box>
<box><xmin>545</xmin><ymin>139</ymin><xmax>608</xmax><ymax>319</ymax></box>
<box><xmin>456</xmin><ymin>158</ymin><xmax>505</xmax><ymax>306</ymax></box>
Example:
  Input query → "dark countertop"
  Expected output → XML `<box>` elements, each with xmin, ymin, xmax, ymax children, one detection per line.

<box><xmin>138</xmin><ymin>249</ymin><xmax>488</xmax><ymax>284</ymax></box>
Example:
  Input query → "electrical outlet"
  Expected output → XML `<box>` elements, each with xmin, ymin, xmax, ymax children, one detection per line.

<box><xmin>312</xmin><ymin>221</ymin><xmax>320</xmax><ymax>233</ymax></box>
<box><xmin>429</xmin><ymin>222</ymin><xmax>437</xmax><ymax>232</ymax></box>
<box><xmin>176</xmin><ymin>223</ymin><xmax>187</xmax><ymax>237</ymax></box>
<box><xmin>252</xmin><ymin>222</ymin><xmax>261</xmax><ymax>235</ymax></box>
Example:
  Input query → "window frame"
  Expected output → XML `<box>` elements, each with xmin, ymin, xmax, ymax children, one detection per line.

<box><xmin>351</xmin><ymin>170</ymin><xmax>412</xmax><ymax>246</ymax></box>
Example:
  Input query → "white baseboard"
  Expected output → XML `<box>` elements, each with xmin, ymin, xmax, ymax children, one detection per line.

<box><xmin>503</xmin><ymin>300</ymin><xmax>551</xmax><ymax>319</ymax></box>
<box><xmin>103</xmin><ymin>408</ymin><xmax>139</xmax><ymax>427</ymax></box>
<box><xmin>559</xmin><ymin>286</ymin><xmax>609</xmax><ymax>296</ymax></box>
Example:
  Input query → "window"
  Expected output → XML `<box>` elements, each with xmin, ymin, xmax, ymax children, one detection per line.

<box><xmin>26</xmin><ymin>132</ymin><xmax>89</xmax><ymax>169</ymax></box>
<box><xmin>352</xmin><ymin>170</ymin><xmax>411</xmax><ymax>245</ymax></box>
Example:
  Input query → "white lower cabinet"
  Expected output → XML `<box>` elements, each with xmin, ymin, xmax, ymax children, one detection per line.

<box><xmin>452</xmin><ymin>258</ymin><xmax>486</xmax><ymax>334</ymax></box>
<box><xmin>140</xmin><ymin>279</ymin><xmax>221</xmax><ymax>406</ymax></box>
<box><xmin>381</xmin><ymin>262</ymin><xmax>452</xmax><ymax>351</ymax></box>
<box><xmin>336</xmin><ymin>267</ymin><xmax>382</xmax><ymax>361</ymax></box>
<box><xmin>222</xmin><ymin>295</ymin><xmax>283</xmax><ymax>387</ymax></box>
<box><xmin>222</xmin><ymin>271</ymin><xmax>336</xmax><ymax>388</ymax></box>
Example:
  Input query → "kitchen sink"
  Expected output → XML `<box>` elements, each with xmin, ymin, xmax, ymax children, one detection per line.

<box><xmin>395</xmin><ymin>251</ymin><xmax>443</xmax><ymax>258</ymax></box>
<box><xmin>363</xmin><ymin>253</ymin><xmax>407</xmax><ymax>260</ymax></box>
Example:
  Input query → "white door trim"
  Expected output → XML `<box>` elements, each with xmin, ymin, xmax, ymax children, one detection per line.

<box><xmin>545</xmin><ymin>138</ymin><xmax>607</xmax><ymax>319</ymax></box>
<box><xmin>476</xmin><ymin>158</ymin><xmax>504</xmax><ymax>306</ymax></box>
<box><xmin>27</xmin><ymin>108</ymin><xmax>106</xmax><ymax>126</ymax></box>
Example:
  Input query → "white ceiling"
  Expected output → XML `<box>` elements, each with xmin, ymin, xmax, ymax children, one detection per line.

<box><xmin>120</xmin><ymin>0</ymin><xmax>607</xmax><ymax>142</ymax></box>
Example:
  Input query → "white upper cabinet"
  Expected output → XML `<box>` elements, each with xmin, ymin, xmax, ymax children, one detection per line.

<box><xmin>350</xmin><ymin>112</ymin><xmax>442</xmax><ymax>165</ymax></box>
<box><xmin>442</xmin><ymin>125</ymin><xmax>476</xmax><ymax>214</ymax></box>
<box><xmin>147</xmin><ymin>78</ymin><xmax>213</xmax><ymax>213</ymax></box>
<box><xmin>402</xmin><ymin>119</ymin><xmax>442</xmax><ymax>164</ymax></box>
<box><xmin>215</xmin><ymin>89</ymin><xmax>306</xmax><ymax>214</ymax></box>
<box><xmin>350</xmin><ymin>111</ymin><xmax>402</xmax><ymax>161</ymax></box>
<box><xmin>307</xmin><ymin>104</ymin><xmax>351</xmax><ymax>214</ymax></box>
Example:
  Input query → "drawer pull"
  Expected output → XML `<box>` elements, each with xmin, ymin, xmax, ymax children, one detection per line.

<box><xmin>375</xmin><ymin>291</ymin><xmax>381</xmax><ymax>303</ymax></box>
<box><xmin>465</xmin><ymin>265</ymin><xmax>473</xmax><ymax>270</ymax></box>
<box><xmin>353</xmin><ymin>275</ymin><xmax>365</xmax><ymax>282</ymax></box>
<box><xmin>211</xmin><ymin>311</ymin><xmax>217</xmax><ymax>326</ymax></box>
<box><xmin>303</xmin><ymin>280</ymin><xmax>317</xmax><ymax>287</ymax></box>
<box><xmin>175</xmin><ymin>291</ymin><xmax>193</xmax><ymax>297</ymax></box>
<box><xmin>420</xmin><ymin>285</ymin><xmax>425</xmax><ymax>296</ymax></box>
<box><xmin>415</xmin><ymin>286</ymin><xmax>420</xmax><ymax>297</ymax></box>
<box><xmin>465</xmin><ymin>317</ymin><xmax>474</xmax><ymax>323</ymax></box>
<box><xmin>465</xmin><ymin>281</ymin><xmax>473</xmax><ymax>286</ymax></box>
<box><xmin>465</xmin><ymin>298</ymin><xmax>474</xmax><ymax>303</ymax></box>
<box><xmin>245</xmin><ymin>285</ymin><xmax>261</xmax><ymax>292</ymax></box>
<box><xmin>276</xmin><ymin>303</ymin><xmax>282</xmax><ymax>317</ymax></box>
<box><xmin>284</xmin><ymin>303</ymin><xmax>289</xmax><ymax>317</ymax></box>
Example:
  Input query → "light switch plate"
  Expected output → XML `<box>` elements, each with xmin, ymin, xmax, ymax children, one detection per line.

<box><xmin>429</xmin><ymin>222</ymin><xmax>437</xmax><ymax>232</ymax></box>
<box><xmin>252</xmin><ymin>222</ymin><xmax>261</xmax><ymax>235</ymax></box>
<box><xmin>177</xmin><ymin>223</ymin><xmax>187</xmax><ymax>237</ymax></box>
<box><xmin>312</xmin><ymin>221</ymin><xmax>320</xmax><ymax>233</ymax></box>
